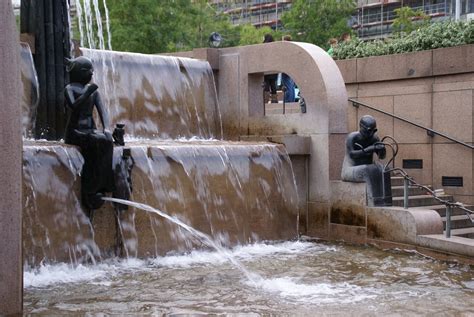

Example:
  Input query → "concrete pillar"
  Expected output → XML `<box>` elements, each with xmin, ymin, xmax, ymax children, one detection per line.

<box><xmin>0</xmin><ymin>1</ymin><xmax>23</xmax><ymax>315</ymax></box>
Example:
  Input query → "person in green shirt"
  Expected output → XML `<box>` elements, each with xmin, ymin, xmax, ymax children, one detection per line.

<box><xmin>327</xmin><ymin>38</ymin><xmax>338</xmax><ymax>57</ymax></box>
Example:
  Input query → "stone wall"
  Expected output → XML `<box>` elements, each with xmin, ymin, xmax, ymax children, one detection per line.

<box><xmin>0</xmin><ymin>1</ymin><xmax>22</xmax><ymax>315</ymax></box>
<box><xmin>336</xmin><ymin>44</ymin><xmax>474</xmax><ymax>204</ymax></box>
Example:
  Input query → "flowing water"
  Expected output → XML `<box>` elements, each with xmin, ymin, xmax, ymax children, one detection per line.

<box><xmin>24</xmin><ymin>240</ymin><xmax>474</xmax><ymax>315</ymax></box>
<box><xmin>81</xmin><ymin>48</ymin><xmax>223</xmax><ymax>139</ymax></box>
<box><xmin>20</xmin><ymin>43</ymin><xmax>39</xmax><ymax>138</ymax></box>
<box><xmin>22</xmin><ymin>140</ymin><xmax>298</xmax><ymax>265</ymax></box>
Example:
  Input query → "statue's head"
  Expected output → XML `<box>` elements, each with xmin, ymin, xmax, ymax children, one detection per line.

<box><xmin>65</xmin><ymin>56</ymin><xmax>94</xmax><ymax>85</ymax></box>
<box><xmin>359</xmin><ymin>115</ymin><xmax>377</xmax><ymax>138</ymax></box>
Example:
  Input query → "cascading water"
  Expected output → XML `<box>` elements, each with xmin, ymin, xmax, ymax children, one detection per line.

<box><xmin>20</xmin><ymin>43</ymin><xmax>39</xmax><ymax>138</ymax></box>
<box><xmin>81</xmin><ymin>48</ymin><xmax>223</xmax><ymax>139</ymax></box>
<box><xmin>22</xmin><ymin>140</ymin><xmax>299</xmax><ymax>265</ymax></box>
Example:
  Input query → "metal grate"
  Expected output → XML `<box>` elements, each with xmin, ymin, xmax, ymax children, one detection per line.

<box><xmin>402</xmin><ymin>159</ymin><xmax>423</xmax><ymax>169</ymax></box>
<box><xmin>442</xmin><ymin>176</ymin><xmax>463</xmax><ymax>187</ymax></box>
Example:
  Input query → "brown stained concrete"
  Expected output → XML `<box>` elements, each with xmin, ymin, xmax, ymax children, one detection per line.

<box><xmin>330</xmin><ymin>181</ymin><xmax>366</xmax><ymax>227</ymax></box>
<box><xmin>330</xmin><ymin>203</ymin><xmax>366</xmax><ymax>227</ymax></box>
<box><xmin>367</xmin><ymin>207</ymin><xmax>443</xmax><ymax>245</ymax></box>
<box><xmin>22</xmin><ymin>142</ymin><xmax>298</xmax><ymax>263</ymax></box>
<box><xmin>0</xmin><ymin>2</ymin><xmax>22</xmax><ymax>315</ymax></box>
<box><xmin>329</xmin><ymin>224</ymin><xmax>367</xmax><ymax>245</ymax></box>
<box><xmin>307</xmin><ymin>202</ymin><xmax>329</xmax><ymax>239</ymax></box>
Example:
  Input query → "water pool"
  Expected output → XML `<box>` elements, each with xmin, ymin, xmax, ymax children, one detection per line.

<box><xmin>24</xmin><ymin>240</ymin><xmax>474</xmax><ymax>315</ymax></box>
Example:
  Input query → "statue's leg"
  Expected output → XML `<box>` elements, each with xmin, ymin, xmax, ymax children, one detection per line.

<box><xmin>79</xmin><ymin>132</ymin><xmax>115</xmax><ymax>211</ymax></box>
<box><xmin>364</xmin><ymin>163</ymin><xmax>392</xmax><ymax>206</ymax></box>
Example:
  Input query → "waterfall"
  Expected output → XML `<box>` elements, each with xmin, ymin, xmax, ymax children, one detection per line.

<box><xmin>22</xmin><ymin>141</ymin><xmax>298</xmax><ymax>265</ymax></box>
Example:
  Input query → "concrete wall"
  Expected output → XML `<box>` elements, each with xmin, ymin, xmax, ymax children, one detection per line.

<box><xmin>337</xmin><ymin>44</ymin><xmax>474</xmax><ymax>205</ymax></box>
<box><xmin>0</xmin><ymin>1</ymin><xmax>22</xmax><ymax>315</ymax></box>
<box><xmin>213</xmin><ymin>41</ymin><xmax>349</xmax><ymax>239</ymax></box>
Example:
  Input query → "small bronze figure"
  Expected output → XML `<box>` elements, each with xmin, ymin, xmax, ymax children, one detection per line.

<box><xmin>341</xmin><ymin>115</ymin><xmax>392</xmax><ymax>206</ymax></box>
<box><xmin>64</xmin><ymin>56</ymin><xmax>115</xmax><ymax>211</ymax></box>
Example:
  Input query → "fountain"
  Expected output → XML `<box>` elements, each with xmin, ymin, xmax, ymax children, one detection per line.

<box><xmin>1</xmin><ymin>1</ymin><xmax>473</xmax><ymax>315</ymax></box>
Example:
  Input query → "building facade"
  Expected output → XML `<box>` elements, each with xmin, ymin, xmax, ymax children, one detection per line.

<box><xmin>209</xmin><ymin>0</ymin><xmax>293</xmax><ymax>29</ymax></box>
<box><xmin>352</xmin><ymin>0</ymin><xmax>474</xmax><ymax>40</ymax></box>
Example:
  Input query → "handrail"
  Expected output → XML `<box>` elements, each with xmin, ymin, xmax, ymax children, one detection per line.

<box><xmin>389</xmin><ymin>167</ymin><xmax>474</xmax><ymax>238</ymax></box>
<box><xmin>374</xmin><ymin>135</ymin><xmax>474</xmax><ymax>238</ymax></box>
<box><xmin>349</xmin><ymin>98</ymin><xmax>474</xmax><ymax>150</ymax></box>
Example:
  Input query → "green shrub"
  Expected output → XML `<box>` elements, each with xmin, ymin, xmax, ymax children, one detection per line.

<box><xmin>333</xmin><ymin>20</ymin><xmax>474</xmax><ymax>60</ymax></box>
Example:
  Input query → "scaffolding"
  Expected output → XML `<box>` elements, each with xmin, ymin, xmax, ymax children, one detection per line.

<box><xmin>210</xmin><ymin>0</ymin><xmax>293</xmax><ymax>29</ymax></box>
<box><xmin>353</xmin><ymin>0</ymin><xmax>473</xmax><ymax>40</ymax></box>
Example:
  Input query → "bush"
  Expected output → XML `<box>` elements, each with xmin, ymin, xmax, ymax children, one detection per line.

<box><xmin>333</xmin><ymin>20</ymin><xmax>474</xmax><ymax>60</ymax></box>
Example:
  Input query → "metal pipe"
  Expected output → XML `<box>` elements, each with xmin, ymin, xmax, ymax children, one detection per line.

<box><xmin>445</xmin><ymin>205</ymin><xmax>452</xmax><ymax>238</ymax></box>
<box><xmin>403</xmin><ymin>177</ymin><xmax>409</xmax><ymax>209</ymax></box>
<box><xmin>455</xmin><ymin>0</ymin><xmax>461</xmax><ymax>21</ymax></box>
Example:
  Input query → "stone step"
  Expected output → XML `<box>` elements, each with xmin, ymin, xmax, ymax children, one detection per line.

<box><xmin>392</xmin><ymin>195</ymin><xmax>453</xmax><ymax>207</ymax></box>
<box><xmin>391</xmin><ymin>185</ymin><xmax>431</xmax><ymax>197</ymax></box>
<box><xmin>441</xmin><ymin>215</ymin><xmax>474</xmax><ymax>229</ymax></box>
<box><xmin>391</xmin><ymin>176</ymin><xmax>405</xmax><ymax>186</ymax></box>
<box><xmin>412</xmin><ymin>205</ymin><xmax>474</xmax><ymax>217</ymax></box>
<box><xmin>446</xmin><ymin>227</ymin><xmax>474</xmax><ymax>239</ymax></box>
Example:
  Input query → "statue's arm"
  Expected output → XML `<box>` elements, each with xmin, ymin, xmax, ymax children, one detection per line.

<box><xmin>64</xmin><ymin>84</ymin><xmax>98</xmax><ymax>110</ymax></box>
<box><xmin>376</xmin><ymin>145</ymin><xmax>386</xmax><ymax>159</ymax></box>
<box><xmin>347</xmin><ymin>137</ymin><xmax>366</xmax><ymax>159</ymax></box>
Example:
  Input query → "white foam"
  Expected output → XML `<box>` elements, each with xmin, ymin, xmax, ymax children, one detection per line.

<box><xmin>24</xmin><ymin>258</ymin><xmax>147</xmax><ymax>288</ymax></box>
<box><xmin>24</xmin><ymin>241</ymin><xmax>330</xmax><ymax>288</ymax></box>
<box><xmin>150</xmin><ymin>241</ymin><xmax>331</xmax><ymax>267</ymax></box>
<box><xmin>24</xmin><ymin>263</ymin><xmax>111</xmax><ymax>288</ymax></box>
<box><xmin>252</xmin><ymin>277</ymin><xmax>377</xmax><ymax>305</ymax></box>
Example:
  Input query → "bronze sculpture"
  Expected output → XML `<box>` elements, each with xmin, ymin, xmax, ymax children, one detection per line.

<box><xmin>341</xmin><ymin>115</ymin><xmax>392</xmax><ymax>206</ymax></box>
<box><xmin>64</xmin><ymin>56</ymin><xmax>115</xmax><ymax>211</ymax></box>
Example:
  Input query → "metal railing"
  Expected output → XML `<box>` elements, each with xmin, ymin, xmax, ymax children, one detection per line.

<box><xmin>390</xmin><ymin>168</ymin><xmax>474</xmax><ymax>238</ymax></box>
<box><xmin>350</xmin><ymin>99</ymin><xmax>474</xmax><ymax>150</ymax></box>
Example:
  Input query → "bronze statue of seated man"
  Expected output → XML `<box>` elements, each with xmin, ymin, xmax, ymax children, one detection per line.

<box><xmin>64</xmin><ymin>56</ymin><xmax>115</xmax><ymax>211</ymax></box>
<box><xmin>341</xmin><ymin>115</ymin><xmax>392</xmax><ymax>206</ymax></box>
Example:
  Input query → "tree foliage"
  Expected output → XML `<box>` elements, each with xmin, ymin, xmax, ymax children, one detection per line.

<box><xmin>392</xmin><ymin>6</ymin><xmax>430</xmax><ymax>35</ymax></box>
<box><xmin>333</xmin><ymin>20</ymin><xmax>474</xmax><ymax>60</ymax></box>
<box><xmin>238</xmin><ymin>24</ymin><xmax>280</xmax><ymax>46</ymax></box>
<box><xmin>281</xmin><ymin>0</ymin><xmax>355</xmax><ymax>48</ymax></box>
<box><xmin>106</xmin><ymin>0</ymin><xmax>239</xmax><ymax>53</ymax></box>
